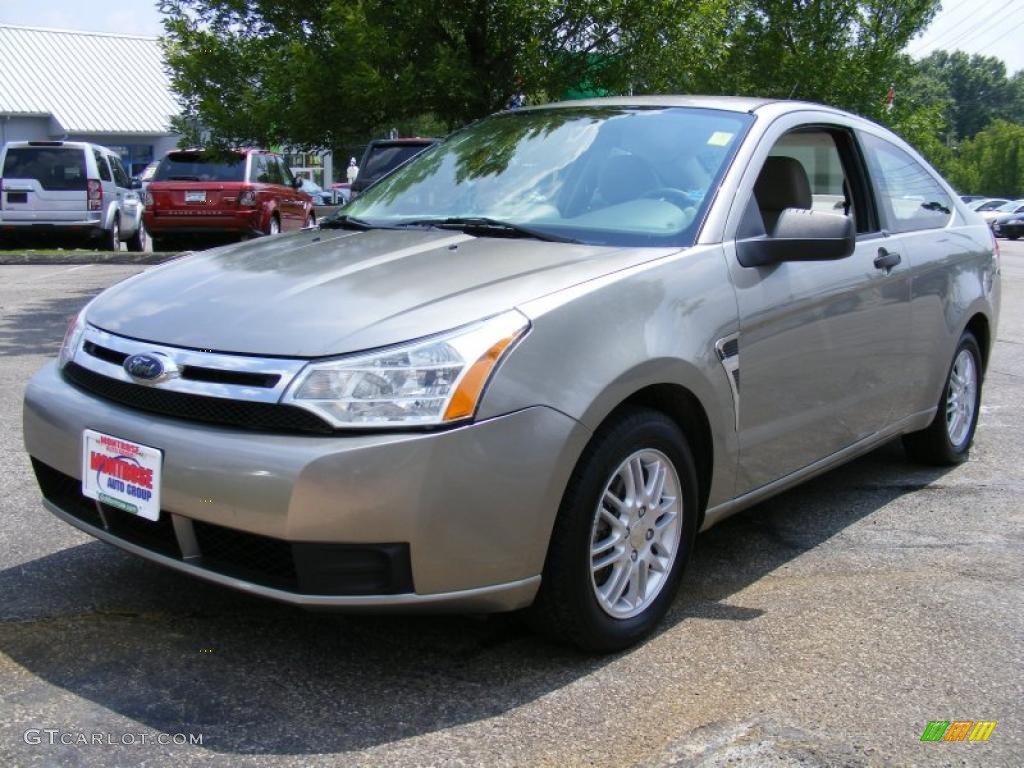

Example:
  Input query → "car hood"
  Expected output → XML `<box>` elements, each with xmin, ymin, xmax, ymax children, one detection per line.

<box><xmin>86</xmin><ymin>227</ymin><xmax>676</xmax><ymax>357</ymax></box>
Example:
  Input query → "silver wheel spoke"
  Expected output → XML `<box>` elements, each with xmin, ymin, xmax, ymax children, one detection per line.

<box><xmin>602</xmin><ymin>490</ymin><xmax>627</xmax><ymax>516</ymax></box>
<box><xmin>589</xmin><ymin>448</ymin><xmax>684</xmax><ymax>620</ymax></box>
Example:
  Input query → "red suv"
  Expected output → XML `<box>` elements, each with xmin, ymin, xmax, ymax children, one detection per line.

<box><xmin>143</xmin><ymin>149</ymin><xmax>314</xmax><ymax>250</ymax></box>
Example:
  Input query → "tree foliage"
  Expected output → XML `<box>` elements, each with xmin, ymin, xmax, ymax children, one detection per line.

<box><xmin>944</xmin><ymin>120</ymin><xmax>1024</xmax><ymax>197</ymax></box>
<box><xmin>160</xmin><ymin>0</ymin><xmax>943</xmax><ymax>151</ymax></box>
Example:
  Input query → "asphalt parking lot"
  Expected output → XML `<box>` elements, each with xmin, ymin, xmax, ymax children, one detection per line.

<box><xmin>0</xmin><ymin>243</ymin><xmax>1022</xmax><ymax>767</ymax></box>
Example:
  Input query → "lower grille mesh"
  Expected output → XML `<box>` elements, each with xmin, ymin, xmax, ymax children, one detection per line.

<box><xmin>62</xmin><ymin>362</ymin><xmax>333</xmax><ymax>434</ymax></box>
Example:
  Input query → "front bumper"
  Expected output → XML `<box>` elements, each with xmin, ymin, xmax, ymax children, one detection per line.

<box><xmin>24</xmin><ymin>361</ymin><xmax>590</xmax><ymax>611</ymax></box>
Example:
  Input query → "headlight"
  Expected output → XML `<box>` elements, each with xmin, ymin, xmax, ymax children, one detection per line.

<box><xmin>283</xmin><ymin>311</ymin><xmax>529</xmax><ymax>428</ymax></box>
<box><xmin>58</xmin><ymin>307</ymin><xmax>88</xmax><ymax>369</ymax></box>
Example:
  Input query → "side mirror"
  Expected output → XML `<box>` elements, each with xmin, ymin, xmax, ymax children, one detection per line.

<box><xmin>737</xmin><ymin>209</ymin><xmax>855</xmax><ymax>268</ymax></box>
<box><xmin>130</xmin><ymin>178</ymin><xmax>143</xmax><ymax>190</ymax></box>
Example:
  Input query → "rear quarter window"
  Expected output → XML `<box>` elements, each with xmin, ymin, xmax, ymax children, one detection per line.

<box><xmin>2</xmin><ymin>147</ymin><xmax>88</xmax><ymax>191</ymax></box>
<box><xmin>861</xmin><ymin>133</ymin><xmax>952</xmax><ymax>233</ymax></box>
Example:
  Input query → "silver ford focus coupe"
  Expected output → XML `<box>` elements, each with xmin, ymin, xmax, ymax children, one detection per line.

<box><xmin>23</xmin><ymin>97</ymin><xmax>1000</xmax><ymax>651</ymax></box>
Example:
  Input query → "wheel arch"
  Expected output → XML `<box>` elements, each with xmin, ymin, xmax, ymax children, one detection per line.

<box><xmin>964</xmin><ymin>312</ymin><xmax>992</xmax><ymax>372</ymax></box>
<box><xmin>608</xmin><ymin>384</ymin><xmax>714</xmax><ymax>520</ymax></box>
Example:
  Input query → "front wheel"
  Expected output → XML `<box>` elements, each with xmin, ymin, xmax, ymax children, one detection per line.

<box><xmin>903</xmin><ymin>331</ymin><xmax>983</xmax><ymax>465</ymax></box>
<box><xmin>527</xmin><ymin>406</ymin><xmax>698</xmax><ymax>652</ymax></box>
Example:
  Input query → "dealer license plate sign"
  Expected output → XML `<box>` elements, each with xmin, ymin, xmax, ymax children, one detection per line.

<box><xmin>82</xmin><ymin>430</ymin><xmax>162</xmax><ymax>521</ymax></box>
<box><xmin>185</xmin><ymin>190</ymin><xmax>206</xmax><ymax>203</ymax></box>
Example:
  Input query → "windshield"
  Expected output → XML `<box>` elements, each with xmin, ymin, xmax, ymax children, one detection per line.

<box><xmin>996</xmin><ymin>201</ymin><xmax>1024</xmax><ymax>212</ymax></box>
<box><xmin>153</xmin><ymin>152</ymin><xmax>246</xmax><ymax>182</ymax></box>
<box><xmin>344</xmin><ymin>107</ymin><xmax>752</xmax><ymax>246</ymax></box>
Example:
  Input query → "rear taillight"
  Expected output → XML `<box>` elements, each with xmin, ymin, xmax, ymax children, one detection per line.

<box><xmin>87</xmin><ymin>179</ymin><xmax>102</xmax><ymax>211</ymax></box>
<box><xmin>238</xmin><ymin>188</ymin><xmax>256</xmax><ymax>207</ymax></box>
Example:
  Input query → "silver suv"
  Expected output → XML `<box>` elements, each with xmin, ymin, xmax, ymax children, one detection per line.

<box><xmin>0</xmin><ymin>140</ymin><xmax>146</xmax><ymax>251</ymax></box>
<box><xmin>23</xmin><ymin>97</ymin><xmax>1000</xmax><ymax>651</ymax></box>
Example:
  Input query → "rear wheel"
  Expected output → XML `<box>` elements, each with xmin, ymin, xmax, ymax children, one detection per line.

<box><xmin>150</xmin><ymin>236</ymin><xmax>176</xmax><ymax>253</ymax></box>
<box><xmin>125</xmin><ymin>219</ymin><xmax>147</xmax><ymax>253</ymax></box>
<box><xmin>305</xmin><ymin>213</ymin><xmax>316</xmax><ymax>228</ymax></box>
<box><xmin>903</xmin><ymin>331</ymin><xmax>983</xmax><ymax>465</ymax></box>
<box><xmin>102</xmin><ymin>216</ymin><xmax>121</xmax><ymax>252</ymax></box>
<box><xmin>266</xmin><ymin>214</ymin><xmax>281</xmax><ymax>236</ymax></box>
<box><xmin>527</xmin><ymin>406</ymin><xmax>698</xmax><ymax>652</ymax></box>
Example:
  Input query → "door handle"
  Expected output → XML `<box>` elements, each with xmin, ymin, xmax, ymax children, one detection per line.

<box><xmin>874</xmin><ymin>248</ymin><xmax>901</xmax><ymax>271</ymax></box>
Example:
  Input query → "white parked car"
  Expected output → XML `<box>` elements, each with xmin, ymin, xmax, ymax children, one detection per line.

<box><xmin>0</xmin><ymin>140</ymin><xmax>146</xmax><ymax>251</ymax></box>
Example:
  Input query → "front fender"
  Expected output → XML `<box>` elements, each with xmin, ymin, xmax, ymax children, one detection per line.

<box><xmin>479</xmin><ymin>244</ymin><xmax>741</xmax><ymax>508</ymax></box>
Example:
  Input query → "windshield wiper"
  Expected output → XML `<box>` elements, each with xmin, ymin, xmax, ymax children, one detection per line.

<box><xmin>168</xmin><ymin>175</ymin><xmax>201</xmax><ymax>181</ymax></box>
<box><xmin>319</xmin><ymin>214</ymin><xmax>385</xmax><ymax>231</ymax></box>
<box><xmin>396</xmin><ymin>216</ymin><xmax>580</xmax><ymax>243</ymax></box>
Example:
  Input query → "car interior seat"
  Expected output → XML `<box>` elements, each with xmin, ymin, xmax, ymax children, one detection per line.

<box><xmin>754</xmin><ymin>155</ymin><xmax>812</xmax><ymax>233</ymax></box>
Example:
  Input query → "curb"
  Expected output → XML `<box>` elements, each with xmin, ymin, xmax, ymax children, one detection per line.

<box><xmin>0</xmin><ymin>252</ymin><xmax>181</xmax><ymax>266</ymax></box>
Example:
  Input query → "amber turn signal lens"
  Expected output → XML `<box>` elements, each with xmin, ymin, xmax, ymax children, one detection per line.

<box><xmin>443</xmin><ymin>334</ymin><xmax>520</xmax><ymax>421</ymax></box>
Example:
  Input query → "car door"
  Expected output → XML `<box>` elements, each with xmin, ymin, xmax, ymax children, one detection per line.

<box><xmin>857</xmin><ymin>130</ymin><xmax>978</xmax><ymax>421</ymax></box>
<box><xmin>109</xmin><ymin>155</ymin><xmax>140</xmax><ymax>234</ymax></box>
<box><xmin>724</xmin><ymin>118</ymin><xmax>913</xmax><ymax>494</ymax></box>
<box><xmin>276</xmin><ymin>155</ymin><xmax>306</xmax><ymax>229</ymax></box>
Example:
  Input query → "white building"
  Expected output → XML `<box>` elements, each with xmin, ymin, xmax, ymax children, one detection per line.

<box><xmin>0</xmin><ymin>24</ymin><xmax>181</xmax><ymax>176</ymax></box>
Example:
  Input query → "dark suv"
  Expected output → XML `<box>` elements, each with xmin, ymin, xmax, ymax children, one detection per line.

<box><xmin>350</xmin><ymin>138</ymin><xmax>439</xmax><ymax>199</ymax></box>
<box><xmin>143</xmin><ymin>148</ymin><xmax>314</xmax><ymax>249</ymax></box>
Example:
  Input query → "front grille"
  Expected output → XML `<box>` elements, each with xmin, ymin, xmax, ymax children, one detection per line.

<box><xmin>32</xmin><ymin>460</ymin><xmax>414</xmax><ymax>596</ymax></box>
<box><xmin>32</xmin><ymin>459</ymin><xmax>180</xmax><ymax>557</ymax></box>
<box><xmin>63</xmin><ymin>362</ymin><xmax>333</xmax><ymax>434</ymax></box>
<box><xmin>83</xmin><ymin>342</ymin><xmax>281</xmax><ymax>388</ymax></box>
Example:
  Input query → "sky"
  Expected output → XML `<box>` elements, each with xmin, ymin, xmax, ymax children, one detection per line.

<box><xmin>0</xmin><ymin>0</ymin><xmax>1021</xmax><ymax>73</ymax></box>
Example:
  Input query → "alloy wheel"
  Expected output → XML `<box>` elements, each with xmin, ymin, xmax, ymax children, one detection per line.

<box><xmin>589</xmin><ymin>449</ymin><xmax>683</xmax><ymax>619</ymax></box>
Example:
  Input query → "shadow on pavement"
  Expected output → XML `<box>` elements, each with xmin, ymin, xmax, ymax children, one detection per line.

<box><xmin>0</xmin><ymin>440</ymin><xmax>951</xmax><ymax>756</ymax></box>
<box><xmin>0</xmin><ymin>286</ymin><xmax>100</xmax><ymax>358</ymax></box>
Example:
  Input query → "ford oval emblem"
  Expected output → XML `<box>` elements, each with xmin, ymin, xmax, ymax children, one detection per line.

<box><xmin>124</xmin><ymin>353</ymin><xmax>178</xmax><ymax>383</ymax></box>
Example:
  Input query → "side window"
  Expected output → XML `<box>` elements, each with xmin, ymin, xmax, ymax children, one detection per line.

<box><xmin>250</xmin><ymin>155</ymin><xmax>269</xmax><ymax>183</ymax></box>
<box><xmin>265</xmin><ymin>157</ymin><xmax>285</xmax><ymax>186</ymax></box>
<box><xmin>860</xmin><ymin>133</ymin><xmax>952</xmax><ymax>233</ymax></box>
<box><xmin>110</xmin><ymin>157</ymin><xmax>132</xmax><ymax>188</ymax></box>
<box><xmin>746</xmin><ymin>128</ymin><xmax>871</xmax><ymax>237</ymax></box>
<box><xmin>93</xmin><ymin>150</ymin><xmax>112</xmax><ymax>182</ymax></box>
<box><xmin>277</xmin><ymin>157</ymin><xmax>296</xmax><ymax>186</ymax></box>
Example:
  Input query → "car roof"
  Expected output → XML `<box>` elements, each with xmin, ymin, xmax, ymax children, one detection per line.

<box><xmin>520</xmin><ymin>95</ymin><xmax>867</xmax><ymax>121</ymax></box>
<box><xmin>3</xmin><ymin>140</ymin><xmax>106</xmax><ymax>151</ymax></box>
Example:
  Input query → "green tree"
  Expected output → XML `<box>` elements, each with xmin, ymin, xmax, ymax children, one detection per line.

<box><xmin>916</xmin><ymin>50</ymin><xmax>1017</xmax><ymax>142</ymax></box>
<box><xmin>160</xmin><ymin>0</ymin><xmax>945</xmax><ymax>151</ymax></box>
<box><xmin>945</xmin><ymin>119</ymin><xmax>1024</xmax><ymax>197</ymax></box>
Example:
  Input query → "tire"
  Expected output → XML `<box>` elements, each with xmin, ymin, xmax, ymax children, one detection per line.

<box><xmin>125</xmin><ymin>219</ymin><xmax>147</xmax><ymax>253</ymax></box>
<box><xmin>102</xmin><ymin>215</ymin><xmax>121</xmax><ymax>252</ymax></box>
<box><xmin>527</xmin><ymin>406</ymin><xmax>699</xmax><ymax>652</ymax></box>
<box><xmin>150</xmin><ymin>236</ymin><xmax>177</xmax><ymax>253</ymax></box>
<box><xmin>305</xmin><ymin>213</ymin><xmax>316</xmax><ymax>228</ymax></box>
<box><xmin>266</xmin><ymin>214</ymin><xmax>281</xmax><ymax>236</ymax></box>
<box><xmin>1008</xmin><ymin>235</ymin><xmax>1020</xmax><ymax>241</ymax></box>
<box><xmin>903</xmin><ymin>331</ymin><xmax>983</xmax><ymax>465</ymax></box>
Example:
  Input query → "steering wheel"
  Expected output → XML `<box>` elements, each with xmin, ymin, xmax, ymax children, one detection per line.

<box><xmin>640</xmin><ymin>187</ymin><xmax>698</xmax><ymax>210</ymax></box>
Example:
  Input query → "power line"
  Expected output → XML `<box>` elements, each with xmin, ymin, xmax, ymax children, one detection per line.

<box><xmin>930</xmin><ymin>0</ymin><xmax>1016</xmax><ymax>53</ymax></box>
<box><xmin>910</xmin><ymin>0</ymin><xmax>1003</xmax><ymax>54</ymax></box>
<box><xmin>960</xmin><ymin>16</ymin><xmax>1024</xmax><ymax>54</ymax></box>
